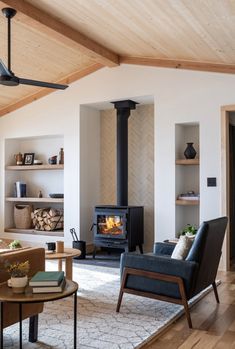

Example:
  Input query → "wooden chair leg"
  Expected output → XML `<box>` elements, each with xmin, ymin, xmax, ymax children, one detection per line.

<box><xmin>116</xmin><ymin>269</ymin><xmax>128</xmax><ymax>312</ymax></box>
<box><xmin>178</xmin><ymin>280</ymin><xmax>192</xmax><ymax>328</ymax></box>
<box><xmin>181</xmin><ymin>298</ymin><xmax>192</xmax><ymax>329</ymax></box>
<box><xmin>212</xmin><ymin>281</ymin><xmax>220</xmax><ymax>303</ymax></box>
<box><xmin>29</xmin><ymin>315</ymin><xmax>38</xmax><ymax>343</ymax></box>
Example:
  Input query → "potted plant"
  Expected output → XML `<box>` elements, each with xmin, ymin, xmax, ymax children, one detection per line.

<box><xmin>8</xmin><ymin>239</ymin><xmax>22</xmax><ymax>249</ymax></box>
<box><xmin>178</xmin><ymin>224</ymin><xmax>197</xmax><ymax>238</ymax></box>
<box><xmin>6</xmin><ymin>260</ymin><xmax>30</xmax><ymax>293</ymax></box>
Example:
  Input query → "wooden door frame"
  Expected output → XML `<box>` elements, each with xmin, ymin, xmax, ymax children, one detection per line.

<box><xmin>221</xmin><ymin>104</ymin><xmax>235</xmax><ymax>271</ymax></box>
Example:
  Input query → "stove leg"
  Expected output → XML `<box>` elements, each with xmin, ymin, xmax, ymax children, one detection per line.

<box><xmin>139</xmin><ymin>244</ymin><xmax>143</xmax><ymax>254</ymax></box>
<box><xmin>92</xmin><ymin>246</ymin><xmax>97</xmax><ymax>259</ymax></box>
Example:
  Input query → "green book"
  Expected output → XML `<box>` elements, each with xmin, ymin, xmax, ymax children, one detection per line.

<box><xmin>29</xmin><ymin>271</ymin><xmax>64</xmax><ymax>286</ymax></box>
<box><xmin>32</xmin><ymin>278</ymin><xmax>66</xmax><ymax>293</ymax></box>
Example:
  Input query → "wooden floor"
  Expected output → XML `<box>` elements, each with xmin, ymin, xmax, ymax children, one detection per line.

<box><xmin>142</xmin><ymin>270</ymin><xmax>235</xmax><ymax>349</ymax></box>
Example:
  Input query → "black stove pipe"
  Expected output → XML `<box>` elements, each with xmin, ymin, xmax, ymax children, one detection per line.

<box><xmin>112</xmin><ymin>100</ymin><xmax>138</xmax><ymax>206</ymax></box>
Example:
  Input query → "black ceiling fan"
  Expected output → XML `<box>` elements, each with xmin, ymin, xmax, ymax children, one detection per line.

<box><xmin>0</xmin><ymin>7</ymin><xmax>68</xmax><ymax>90</ymax></box>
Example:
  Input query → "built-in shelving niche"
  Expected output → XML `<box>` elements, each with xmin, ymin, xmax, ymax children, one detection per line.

<box><xmin>175</xmin><ymin>123</ymin><xmax>200</xmax><ymax>236</ymax></box>
<box><xmin>4</xmin><ymin>135</ymin><xmax>64</xmax><ymax>237</ymax></box>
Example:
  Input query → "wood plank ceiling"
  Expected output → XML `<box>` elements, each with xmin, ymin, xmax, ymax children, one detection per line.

<box><xmin>0</xmin><ymin>0</ymin><xmax>235</xmax><ymax>116</ymax></box>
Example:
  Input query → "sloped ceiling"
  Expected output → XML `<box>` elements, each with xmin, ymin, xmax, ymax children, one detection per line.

<box><xmin>0</xmin><ymin>0</ymin><xmax>235</xmax><ymax>116</ymax></box>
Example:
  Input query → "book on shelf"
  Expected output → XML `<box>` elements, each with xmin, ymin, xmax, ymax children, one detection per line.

<box><xmin>29</xmin><ymin>271</ymin><xmax>64</xmax><ymax>287</ymax></box>
<box><xmin>32</xmin><ymin>278</ymin><xmax>66</xmax><ymax>293</ymax></box>
<box><xmin>177</xmin><ymin>196</ymin><xmax>199</xmax><ymax>201</ymax></box>
<box><xmin>14</xmin><ymin>181</ymin><xmax>26</xmax><ymax>198</ymax></box>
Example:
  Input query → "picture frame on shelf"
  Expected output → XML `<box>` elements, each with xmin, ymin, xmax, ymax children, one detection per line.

<box><xmin>23</xmin><ymin>153</ymin><xmax>35</xmax><ymax>165</ymax></box>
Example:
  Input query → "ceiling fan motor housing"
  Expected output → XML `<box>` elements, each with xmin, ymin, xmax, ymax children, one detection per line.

<box><xmin>2</xmin><ymin>8</ymin><xmax>17</xmax><ymax>19</ymax></box>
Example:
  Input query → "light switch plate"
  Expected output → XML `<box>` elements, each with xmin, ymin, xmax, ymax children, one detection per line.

<box><xmin>207</xmin><ymin>177</ymin><xmax>217</xmax><ymax>187</ymax></box>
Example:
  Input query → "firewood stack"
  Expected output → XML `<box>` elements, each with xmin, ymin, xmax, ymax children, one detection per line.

<box><xmin>31</xmin><ymin>208</ymin><xmax>64</xmax><ymax>231</ymax></box>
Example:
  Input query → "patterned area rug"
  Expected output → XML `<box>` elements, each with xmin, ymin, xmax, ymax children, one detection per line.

<box><xmin>4</xmin><ymin>262</ymin><xmax>213</xmax><ymax>348</ymax></box>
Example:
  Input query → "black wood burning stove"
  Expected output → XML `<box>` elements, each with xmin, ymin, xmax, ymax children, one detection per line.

<box><xmin>93</xmin><ymin>205</ymin><xmax>143</xmax><ymax>257</ymax></box>
<box><xmin>92</xmin><ymin>100</ymin><xmax>144</xmax><ymax>257</ymax></box>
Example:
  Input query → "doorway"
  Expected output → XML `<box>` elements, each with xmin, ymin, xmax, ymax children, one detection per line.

<box><xmin>229</xmin><ymin>113</ymin><xmax>235</xmax><ymax>267</ymax></box>
<box><xmin>221</xmin><ymin>105</ymin><xmax>235</xmax><ymax>271</ymax></box>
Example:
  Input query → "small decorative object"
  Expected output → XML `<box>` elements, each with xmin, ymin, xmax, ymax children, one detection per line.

<box><xmin>6</xmin><ymin>260</ymin><xmax>30</xmax><ymax>293</ymax></box>
<box><xmin>48</xmin><ymin>155</ymin><xmax>57</xmax><ymax>165</ymax></box>
<box><xmin>56</xmin><ymin>241</ymin><xmax>64</xmax><ymax>253</ymax></box>
<box><xmin>38</xmin><ymin>190</ymin><xmax>43</xmax><ymax>198</ymax></box>
<box><xmin>184</xmin><ymin>143</ymin><xmax>197</xmax><ymax>159</ymax></box>
<box><xmin>46</xmin><ymin>242</ymin><xmax>56</xmax><ymax>252</ymax></box>
<box><xmin>33</xmin><ymin>159</ymin><xmax>43</xmax><ymax>165</ymax></box>
<box><xmin>14</xmin><ymin>152</ymin><xmax>23</xmax><ymax>165</ymax></box>
<box><xmin>23</xmin><ymin>153</ymin><xmax>35</xmax><ymax>165</ymax></box>
<box><xmin>8</xmin><ymin>240</ymin><xmax>22</xmax><ymax>249</ymax></box>
<box><xmin>179</xmin><ymin>224</ymin><xmax>197</xmax><ymax>237</ymax></box>
<box><xmin>59</xmin><ymin>148</ymin><xmax>64</xmax><ymax>164</ymax></box>
<box><xmin>14</xmin><ymin>204</ymin><xmax>32</xmax><ymax>229</ymax></box>
<box><xmin>14</xmin><ymin>181</ymin><xmax>26</xmax><ymax>197</ymax></box>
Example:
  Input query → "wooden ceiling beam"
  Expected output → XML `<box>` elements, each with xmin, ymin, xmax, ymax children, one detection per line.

<box><xmin>0</xmin><ymin>63</ymin><xmax>103</xmax><ymax>117</ymax></box>
<box><xmin>120</xmin><ymin>56</ymin><xmax>235</xmax><ymax>74</ymax></box>
<box><xmin>0</xmin><ymin>0</ymin><xmax>119</xmax><ymax>67</ymax></box>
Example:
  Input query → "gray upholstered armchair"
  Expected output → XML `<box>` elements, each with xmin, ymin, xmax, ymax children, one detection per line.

<box><xmin>116</xmin><ymin>217</ymin><xmax>228</xmax><ymax>328</ymax></box>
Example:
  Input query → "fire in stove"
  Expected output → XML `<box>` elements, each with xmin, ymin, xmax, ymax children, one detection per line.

<box><xmin>98</xmin><ymin>215</ymin><xmax>123</xmax><ymax>235</ymax></box>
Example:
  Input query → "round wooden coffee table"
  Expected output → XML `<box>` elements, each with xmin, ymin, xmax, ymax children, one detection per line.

<box><xmin>0</xmin><ymin>279</ymin><xmax>78</xmax><ymax>349</ymax></box>
<box><xmin>45</xmin><ymin>248</ymin><xmax>81</xmax><ymax>280</ymax></box>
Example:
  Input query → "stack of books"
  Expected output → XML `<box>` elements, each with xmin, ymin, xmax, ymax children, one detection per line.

<box><xmin>29</xmin><ymin>271</ymin><xmax>65</xmax><ymax>293</ymax></box>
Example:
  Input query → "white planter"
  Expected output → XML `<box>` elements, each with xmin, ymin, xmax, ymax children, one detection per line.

<box><xmin>11</xmin><ymin>276</ymin><xmax>28</xmax><ymax>294</ymax></box>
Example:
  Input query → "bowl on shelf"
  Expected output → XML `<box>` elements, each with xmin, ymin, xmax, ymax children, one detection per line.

<box><xmin>49</xmin><ymin>194</ymin><xmax>64</xmax><ymax>198</ymax></box>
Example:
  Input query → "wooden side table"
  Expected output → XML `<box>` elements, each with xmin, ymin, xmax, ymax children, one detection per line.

<box><xmin>45</xmin><ymin>248</ymin><xmax>81</xmax><ymax>280</ymax></box>
<box><xmin>0</xmin><ymin>279</ymin><xmax>78</xmax><ymax>349</ymax></box>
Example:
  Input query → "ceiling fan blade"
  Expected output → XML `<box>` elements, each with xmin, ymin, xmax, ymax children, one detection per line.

<box><xmin>18</xmin><ymin>77</ymin><xmax>68</xmax><ymax>90</ymax></box>
<box><xmin>0</xmin><ymin>59</ymin><xmax>12</xmax><ymax>76</ymax></box>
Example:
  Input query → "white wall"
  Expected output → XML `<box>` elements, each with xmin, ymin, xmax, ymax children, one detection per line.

<box><xmin>79</xmin><ymin>106</ymin><xmax>100</xmax><ymax>244</ymax></box>
<box><xmin>1</xmin><ymin>64</ymin><xmax>235</xmax><ymax>266</ymax></box>
<box><xmin>0</xmin><ymin>90</ymin><xmax>79</xmax><ymax>245</ymax></box>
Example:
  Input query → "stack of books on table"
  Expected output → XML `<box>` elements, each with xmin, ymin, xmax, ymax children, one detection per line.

<box><xmin>29</xmin><ymin>271</ymin><xmax>65</xmax><ymax>293</ymax></box>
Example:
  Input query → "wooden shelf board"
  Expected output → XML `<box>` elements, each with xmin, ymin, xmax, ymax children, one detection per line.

<box><xmin>5</xmin><ymin>197</ymin><xmax>64</xmax><ymax>203</ymax></box>
<box><xmin>176</xmin><ymin>199</ymin><xmax>200</xmax><ymax>206</ymax></box>
<box><xmin>175</xmin><ymin>159</ymin><xmax>199</xmax><ymax>165</ymax></box>
<box><xmin>5</xmin><ymin>228</ymin><xmax>64</xmax><ymax>237</ymax></box>
<box><xmin>5</xmin><ymin>164</ymin><xmax>64</xmax><ymax>171</ymax></box>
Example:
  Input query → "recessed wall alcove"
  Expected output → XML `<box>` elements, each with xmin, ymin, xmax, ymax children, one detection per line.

<box><xmin>79</xmin><ymin>96</ymin><xmax>154</xmax><ymax>252</ymax></box>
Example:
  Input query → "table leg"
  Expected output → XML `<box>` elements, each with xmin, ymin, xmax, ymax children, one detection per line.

<box><xmin>0</xmin><ymin>302</ymin><xmax>3</xmax><ymax>349</ymax></box>
<box><xmin>65</xmin><ymin>257</ymin><xmax>73</xmax><ymax>280</ymax></box>
<box><xmin>19</xmin><ymin>303</ymin><xmax>22</xmax><ymax>349</ymax></box>
<box><xmin>58</xmin><ymin>259</ymin><xmax>63</xmax><ymax>271</ymax></box>
<box><xmin>74</xmin><ymin>291</ymin><xmax>77</xmax><ymax>349</ymax></box>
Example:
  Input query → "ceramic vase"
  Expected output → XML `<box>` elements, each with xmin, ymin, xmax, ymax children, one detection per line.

<box><xmin>11</xmin><ymin>275</ymin><xmax>28</xmax><ymax>294</ymax></box>
<box><xmin>184</xmin><ymin>143</ymin><xmax>196</xmax><ymax>159</ymax></box>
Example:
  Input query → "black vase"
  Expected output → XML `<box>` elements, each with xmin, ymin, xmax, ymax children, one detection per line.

<box><xmin>184</xmin><ymin>143</ymin><xmax>196</xmax><ymax>159</ymax></box>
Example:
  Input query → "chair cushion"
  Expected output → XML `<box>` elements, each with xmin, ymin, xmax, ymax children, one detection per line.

<box><xmin>154</xmin><ymin>242</ymin><xmax>176</xmax><ymax>256</ymax></box>
<box><xmin>171</xmin><ymin>235</ymin><xmax>193</xmax><ymax>260</ymax></box>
